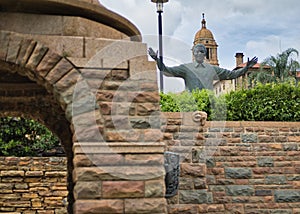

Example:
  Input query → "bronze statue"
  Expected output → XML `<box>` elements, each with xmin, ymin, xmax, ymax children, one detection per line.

<box><xmin>148</xmin><ymin>44</ymin><xmax>258</xmax><ymax>91</ymax></box>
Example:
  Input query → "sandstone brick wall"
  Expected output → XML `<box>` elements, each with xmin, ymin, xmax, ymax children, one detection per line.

<box><xmin>1</xmin><ymin>29</ymin><xmax>166</xmax><ymax>213</ymax></box>
<box><xmin>0</xmin><ymin>157</ymin><xmax>68</xmax><ymax>214</ymax></box>
<box><xmin>163</xmin><ymin>112</ymin><xmax>300</xmax><ymax>214</ymax></box>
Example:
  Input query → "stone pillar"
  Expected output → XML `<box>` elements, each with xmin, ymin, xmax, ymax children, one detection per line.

<box><xmin>71</xmin><ymin>40</ymin><xmax>167</xmax><ymax>213</ymax></box>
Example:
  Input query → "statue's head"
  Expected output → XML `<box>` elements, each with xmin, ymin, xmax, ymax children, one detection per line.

<box><xmin>192</xmin><ymin>44</ymin><xmax>206</xmax><ymax>64</ymax></box>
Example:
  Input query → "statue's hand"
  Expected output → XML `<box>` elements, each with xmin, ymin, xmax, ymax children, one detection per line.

<box><xmin>246</xmin><ymin>56</ymin><xmax>258</xmax><ymax>68</ymax></box>
<box><xmin>148</xmin><ymin>47</ymin><xmax>158</xmax><ymax>61</ymax></box>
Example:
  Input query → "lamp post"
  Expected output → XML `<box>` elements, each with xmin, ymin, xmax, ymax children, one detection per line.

<box><xmin>151</xmin><ymin>0</ymin><xmax>169</xmax><ymax>92</ymax></box>
<box><xmin>295</xmin><ymin>68</ymin><xmax>300</xmax><ymax>86</ymax></box>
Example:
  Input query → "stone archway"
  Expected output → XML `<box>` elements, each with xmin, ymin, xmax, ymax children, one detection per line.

<box><xmin>0</xmin><ymin>30</ymin><xmax>85</xmax><ymax>213</ymax></box>
<box><xmin>0</xmin><ymin>64</ymin><xmax>74</xmax><ymax>212</ymax></box>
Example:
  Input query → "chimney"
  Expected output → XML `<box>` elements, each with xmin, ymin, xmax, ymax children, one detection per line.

<box><xmin>235</xmin><ymin>52</ymin><xmax>244</xmax><ymax>67</ymax></box>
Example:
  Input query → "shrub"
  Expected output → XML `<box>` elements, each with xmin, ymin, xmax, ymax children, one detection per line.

<box><xmin>160</xmin><ymin>83</ymin><xmax>300</xmax><ymax>121</ymax></box>
<box><xmin>0</xmin><ymin>117</ymin><xmax>60</xmax><ymax>156</ymax></box>
<box><xmin>225</xmin><ymin>83</ymin><xmax>300</xmax><ymax>121</ymax></box>
<box><xmin>160</xmin><ymin>89</ymin><xmax>227</xmax><ymax>120</ymax></box>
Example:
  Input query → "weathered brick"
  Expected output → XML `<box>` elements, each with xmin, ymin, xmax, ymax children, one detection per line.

<box><xmin>288</xmin><ymin>136</ymin><xmax>300</xmax><ymax>142</ymax></box>
<box><xmin>1</xmin><ymin>170</ymin><xmax>24</xmax><ymax>177</ymax></box>
<box><xmin>137</xmin><ymin>103</ymin><xmax>160</xmax><ymax>116</ymax></box>
<box><xmin>45</xmin><ymin>58</ymin><xmax>73</xmax><ymax>84</ymax></box>
<box><xmin>129</xmin><ymin>92</ymin><xmax>160</xmax><ymax>103</ymax></box>
<box><xmin>283</xmin><ymin>143</ymin><xmax>298</xmax><ymax>151</ymax></box>
<box><xmin>241</xmin><ymin>133</ymin><xmax>258</xmax><ymax>143</ymax></box>
<box><xmin>73</xmin><ymin>125</ymin><xmax>103</xmax><ymax>142</ymax></box>
<box><xmin>73</xmin><ymin>200</ymin><xmax>124</xmax><ymax>214</ymax></box>
<box><xmin>275</xmin><ymin>190</ymin><xmax>300</xmax><ymax>202</ymax></box>
<box><xmin>74</xmin><ymin>181</ymin><xmax>101</xmax><ymax>199</ymax></box>
<box><xmin>169</xmin><ymin>205</ymin><xmax>199</xmax><ymax>214</ymax></box>
<box><xmin>145</xmin><ymin>180</ymin><xmax>165</xmax><ymax>197</ymax></box>
<box><xmin>265</xmin><ymin>175</ymin><xmax>286</xmax><ymax>185</ymax></box>
<box><xmin>257</xmin><ymin>157</ymin><xmax>274</xmax><ymax>167</ymax></box>
<box><xmin>125</xmin><ymin>154</ymin><xmax>163</xmax><ymax>165</ymax></box>
<box><xmin>258</xmin><ymin>135</ymin><xmax>274</xmax><ymax>142</ymax></box>
<box><xmin>179</xmin><ymin>177</ymin><xmax>194</xmax><ymax>190</ymax></box>
<box><xmin>54</xmin><ymin>69</ymin><xmax>81</xmax><ymax>93</ymax></box>
<box><xmin>181</xmin><ymin>163</ymin><xmax>206</xmax><ymax>177</ymax></box>
<box><xmin>36</xmin><ymin>49</ymin><xmax>62</xmax><ymax>77</ymax></box>
<box><xmin>3</xmin><ymin>201</ymin><xmax>31</xmax><ymax>207</ymax></box>
<box><xmin>45</xmin><ymin>171</ymin><xmax>67</xmax><ymax>177</ymax></box>
<box><xmin>105</xmin><ymin>130</ymin><xmax>141</xmax><ymax>142</ymax></box>
<box><xmin>73</xmin><ymin>166</ymin><xmax>164</xmax><ymax>182</ymax></box>
<box><xmin>32</xmin><ymin>199</ymin><xmax>42</xmax><ymax>208</ymax></box>
<box><xmin>111</xmin><ymin>69</ymin><xmax>129</xmax><ymax>80</ymax></box>
<box><xmin>25</xmin><ymin>171</ymin><xmax>44</xmax><ymax>177</ymax></box>
<box><xmin>25</xmin><ymin>42</ymin><xmax>48</xmax><ymax>70</ymax></box>
<box><xmin>15</xmin><ymin>183</ymin><xmax>28</xmax><ymax>189</ymax></box>
<box><xmin>179</xmin><ymin>190</ymin><xmax>213</xmax><ymax>204</ymax></box>
<box><xmin>125</xmin><ymin>198</ymin><xmax>167</xmax><ymax>213</ymax></box>
<box><xmin>20</xmin><ymin>40</ymin><xmax>38</xmax><ymax>67</ymax></box>
<box><xmin>255</xmin><ymin>189</ymin><xmax>272</xmax><ymax>196</ymax></box>
<box><xmin>99</xmin><ymin>102</ymin><xmax>112</xmax><ymax>115</ymax></box>
<box><xmin>225</xmin><ymin>185</ymin><xmax>254</xmax><ymax>196</ymax></box>
<box><xmin>0</xmin><ymin>31</ymin><xmax>10</xmax><ymax>60</ymax></box>
<box><xmin>102</xmin><ymin>181</ymin><xmax>144</xmax><ymax>198</ymax></box>
<box><xmin>225</xmin><ymin>203</ymin><xmax>244</xmax><ymax>213</ymax></box>
<box><xmin>6</xmin><ymin>37</ymin><xmax>22</xmax><ymax>63</ymax></box>
<box><xmin>0</xmin><ymin>183</ymin><xmax>14</xmax><ymax>190</ymax></box>
<box><xmin>144</xmin><ymin>129</ymin><xmax>162</xmax><ymax>142</ymax></box>
<box><xmin>225</xmin><ymin>168</ymin><xmax>252</xmax><ymax>179</ymax></box>
<box><xmin>96</xmin><ymin>90</ymin><xmax>115</xmax><ymax>102</ymax></box>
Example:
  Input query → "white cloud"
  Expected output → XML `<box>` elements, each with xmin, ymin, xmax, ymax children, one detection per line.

<box><xmin>246</xmin><ymin>35</ymin><xmax>282</xmax><ymax>60</ymax></box>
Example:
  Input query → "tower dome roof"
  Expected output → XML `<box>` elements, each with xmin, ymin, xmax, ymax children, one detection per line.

<box><xmin>194</xmin><ymin>13</ymin><xmax>215</xmax><ymax>44</ymax></box>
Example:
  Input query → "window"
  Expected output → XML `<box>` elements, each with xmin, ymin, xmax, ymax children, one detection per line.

<box><xmin>206</xmin><ymin>48</ymin><xmax>210</xmax><ymax>59</ymax></box>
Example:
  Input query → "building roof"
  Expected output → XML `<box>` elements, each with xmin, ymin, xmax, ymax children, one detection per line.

<box><xmin>235</xmin><ymin>62</ymin><xmax>271</xmax><ymax>70</ymax></box>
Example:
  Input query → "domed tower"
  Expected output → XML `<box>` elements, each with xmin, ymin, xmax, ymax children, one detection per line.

<box><xmin>194</xmin><ymin>13</ymin><xmax>219</xmax><ymax>66</ymax></box>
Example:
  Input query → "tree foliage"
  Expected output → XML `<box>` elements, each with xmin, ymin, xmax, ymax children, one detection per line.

<box><xmin>0</xmin><ymin>117</ymin><xmax>60</xmax><ymax>156</ymax></box>
<box><xmin>249</xmin><ymin>48</ymin><xmax>300</xmax><ymax>86</ymax></box>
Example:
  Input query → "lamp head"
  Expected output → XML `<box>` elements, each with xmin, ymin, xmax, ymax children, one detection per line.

<box><xmin>151</xmin><ymin>0</ymin><xmax>169</xmax><ymax>3</ymax></box>
<box><xmin>151</xmin><ymin>0</ymin><xmax>169</xmax><ymax>12</ymax></box>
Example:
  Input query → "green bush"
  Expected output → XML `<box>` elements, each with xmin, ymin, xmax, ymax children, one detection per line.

<box><xmin>0</xmin><ymin>117</ymin><xmax>60</xmax><ymax>156</ymax></box>
<box><xmin>225</xmin><ymin>83</ymin><xmax>300</xmax><ymax>121</ymax></box>
<box><xmin>160</xmin><ymin>83</ymin><xmax>300</xmax><ymax>121</ymax></box>
<box><xmin>160</xmin><ymin>89</ymin><xmax>227</xmax><ymax>120</ymax></box>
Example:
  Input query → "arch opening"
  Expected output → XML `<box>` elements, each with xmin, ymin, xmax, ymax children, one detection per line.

<box><xmin>0</xmin><ymin>59</ymin><xmax>75</xmax><ymax>213</ymax></box>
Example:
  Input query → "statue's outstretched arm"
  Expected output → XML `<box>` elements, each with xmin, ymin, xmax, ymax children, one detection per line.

<box><xmin>246</xmin><ymin>56</ymin><xmax>258</xmax><ymax>69</ymax></box>
<box><xmin>148</xmin><ymin>47</ymin><xmax>158</xmax><ymax>61</ymax></box>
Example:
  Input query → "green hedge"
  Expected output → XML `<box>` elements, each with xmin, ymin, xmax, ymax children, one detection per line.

<box><xmin>160</xmin><ymin>83</ymin><xmax>300</xmax><ymax>121</ymax></box>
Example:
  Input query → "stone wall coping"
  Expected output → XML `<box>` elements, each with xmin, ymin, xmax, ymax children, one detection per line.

<box><xmin>162</xmin><ymin>112</ymin><xmax>300</xmax><ymax>128</ymax></box>
<box><xmin>206</xmin><ymin>121</ymin><xmax>300</xmax><ymax>128</ymax></box>
<box><xmin>73</xmin><ymin>142</ymin><xmax>166</xmax><ymax>154</ymax></box>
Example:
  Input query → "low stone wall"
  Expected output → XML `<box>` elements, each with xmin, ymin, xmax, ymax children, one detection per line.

<box><xmin>0</xmin><ymin>157</ymin><xmax>68</xmax><ymax>214</ymax></box>
<box><xmin>163</xmin><ymin>112</ymin><xmax>300</xmax><ymax>214</ymax></box>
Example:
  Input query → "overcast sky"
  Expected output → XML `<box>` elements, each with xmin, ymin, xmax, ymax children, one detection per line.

<box><xmin>100</xmin><ymin>0</ymin><xmax>300</xmax><ymax>92</ymax></box>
